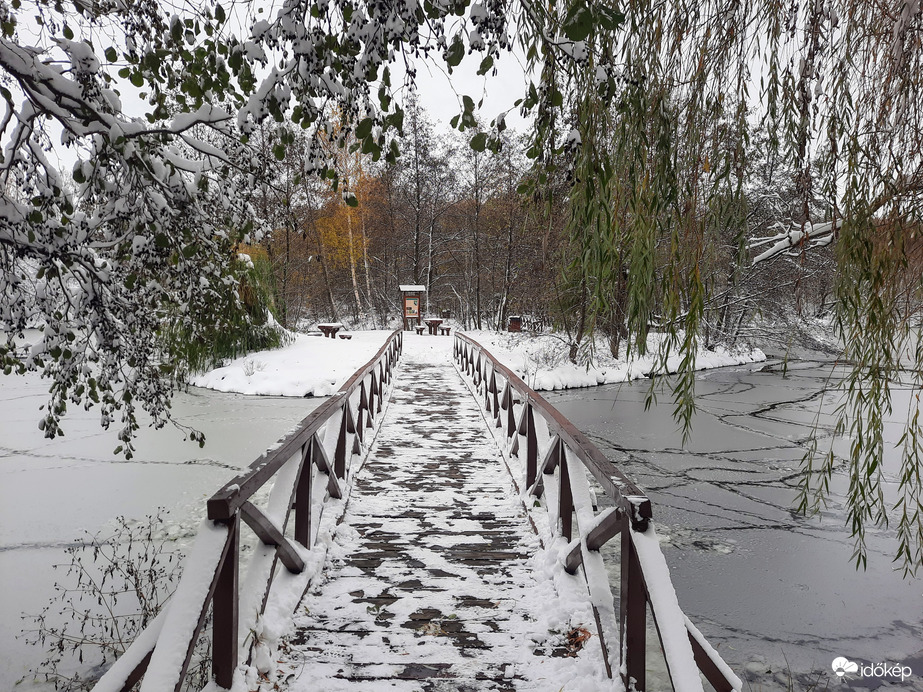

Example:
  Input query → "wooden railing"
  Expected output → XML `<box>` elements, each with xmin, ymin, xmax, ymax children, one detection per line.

<box><xmin>92</xmin><ymin>330</ymin><xmax>403</xmax><ymax>692</ymax></box>
<box><xmin>454</xmin><ymin>333</ymin><xmax>742</xmax><ymax>692</ymax></box>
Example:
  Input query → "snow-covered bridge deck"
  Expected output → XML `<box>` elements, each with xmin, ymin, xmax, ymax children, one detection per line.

<box><xmin>276</xmin><ymin>339</ymin><xmax>602</xmax><ymax>690</ymax></box>
<box><xmin>92</xmin><ymin>331</ymin><xmax>741</xmax><ymax>692</ymax></box>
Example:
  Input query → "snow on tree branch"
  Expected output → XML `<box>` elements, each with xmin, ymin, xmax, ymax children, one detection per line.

<box><xmin>748</xmin><ymin>220</ymin><xmax>840</xmax><ymax>265</ymax></box>
<box><xmin>0</xmin><ymin>0</ymin><xmax>526</xmax><ymax>450</ymax></box>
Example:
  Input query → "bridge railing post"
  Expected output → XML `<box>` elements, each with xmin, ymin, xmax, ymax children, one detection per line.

<box><xmin>294</xmin><ymin>441</ymin><xmax>314</xmax><ymax>548</ymax></box>
<box><xmin>620</xmin><ymin>516</ymin><xmax>647</xmax><ymax>691</ymax></box>
<box><xmin>558</xmin><ymin>450</ymin><xmax>573</xmax><ymax>541</ymax></box>
<box><xmin>334</xmin><ymin>403</ymin><xmax>350</xmax><ymax>478</ymax></box>
<box><xmin>212</xmin><ymin>515</ymin><xmax>240</xmax><ymax>690</ymax></box>
<box><xmin>525</xmin><ymin>404</ymin><xmax>538</xmax><ymax>489</ymax></box>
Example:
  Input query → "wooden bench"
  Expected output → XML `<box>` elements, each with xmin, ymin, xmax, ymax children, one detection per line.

<box><xmin>338</xmin><ymin>333</ymin><xmax>352</xmax><ymax>340</ymax></box>
<box><xmin>439</xmin><ymin>327</ymin><xmax>451</xmax><ymax>335</ymax></box>
<box><xmin>414</xmin><ymin>326</ymin><xmax>425</xmax><ymax>335</ymax></box>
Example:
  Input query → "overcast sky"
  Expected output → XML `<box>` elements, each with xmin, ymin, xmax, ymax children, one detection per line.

<box><xmin>407</xmin><ymin>47</ymin><xmax>531</xmax><ymax>134</ymax></box>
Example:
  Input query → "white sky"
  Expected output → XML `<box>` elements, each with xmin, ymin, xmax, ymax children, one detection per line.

<box><xmin>404</xmin><ymin>48</ymin><xmax>531</xmax><ymax>134</ymax></box>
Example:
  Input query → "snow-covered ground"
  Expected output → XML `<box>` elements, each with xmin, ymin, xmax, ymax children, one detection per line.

<box><xmin>189</xmin><ymin>328</ymin><xmax>765</xmax><ymax>397</ymax></box>
<box><xmin>459</xmin><ymin>330</ymin><xmax>766</xmax><ymax>392</ymax></box>
<box><xmin>189</xmin><ymin>330</ymin><xmax>396</xmax><ymax>396</ymax></box>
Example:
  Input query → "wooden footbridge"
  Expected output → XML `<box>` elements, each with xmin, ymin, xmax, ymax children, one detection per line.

<box><xmin>93</xmin><ymin>331</ymin><xmax>741</xmax><ymax>692</ymax></box>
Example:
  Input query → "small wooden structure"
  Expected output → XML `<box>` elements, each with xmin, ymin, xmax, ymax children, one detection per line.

<box><xmin>399</xmin><ymin>284</ymin><xmax>425</xmax><ymax>331</ymax></box>
<box><xmin>318</xmin><ymin>322</ymin><xmax>343</xmax><ymax>338</ymax></box>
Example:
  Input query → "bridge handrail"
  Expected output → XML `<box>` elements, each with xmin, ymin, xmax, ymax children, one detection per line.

<box><xmin>454</xmin><ymin>332</ymin><xmax>742</xmax><ymax>692</ymax></box>
<box><xmin>92</xmin><ymin>329</ymin><xmax>403</xmax><ymax>692</ymax></box>
<box><xmin>456</xmin><ymin>334</ymin><xmax>652</xmax><ymax>527</ymax></box>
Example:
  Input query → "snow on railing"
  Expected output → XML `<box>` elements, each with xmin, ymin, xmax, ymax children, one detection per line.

<box><xmin>92</xmin><ymin>330</ymin><xmax>403</xmax><ymax>692</ymax></box>
<box><xmin>454</xmin><ymin>332</ymin><xmax>742</xmax><ymax>692</ymax></box>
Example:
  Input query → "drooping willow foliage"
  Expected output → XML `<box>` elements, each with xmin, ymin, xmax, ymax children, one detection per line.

<box><xmin>514</xmin><ymin>0</ymin><xmax>923</xmax><ymax>573</ymax></box>
<box><xmin>0</xmin><ymin>0</ymin><xmax>920</xmax><ymax>569</ymax></box>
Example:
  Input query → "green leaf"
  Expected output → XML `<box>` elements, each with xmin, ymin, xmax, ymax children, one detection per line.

<box><xmin>445</xmin><ymin>34</ymin><xmax>464</xmax><ymax>68</ymax></box>
<box><xmin>562</xmin><ymin>4</ymin><xmax>593</xmax><ymax>42</ymax></box>
<box><xmin>62</xmin><ymin>24</ymin><xmax>73</xmax><ymax>40</ymax></box>
<box><xmin>355</xmin><ymin>117</ymin><xmax>373</xmax><ymax>139</ymax></box>
<box><xmin>104</xmin><ymin>46</ymin><xmax>117</xmax><ymax>62</ymax></box>
<box><xmin>477</xmin><ymin>55</ymin><xmax>493</xmax><ymax>76</ymax></box>
<box><xmin>389</xmin><ymin>108</ymin><xmax>404</xmax><ymax>132</ymax></box>
<box><xmin>362</xmin><ymin>136</ymin><xmax>380</xmax><ymax>158</ymax></box>
<box><xmin>598</xmin><ymin>6</ymin><xmax>625</xmax><ymax>30</ymax></box>
<box><xmin>470</xmin><ymin>132</ymin><xmax>487</xmax><ymax>152</ymax></box>
<box><xmin>130</xmin><ymin>72</ymin><xmax>144</xmax><ymax>87</ymax></box>
<box><xmin>215</xmin><ymin>3</ymin><xmax>226</xmax><ymax>22</ymax></box>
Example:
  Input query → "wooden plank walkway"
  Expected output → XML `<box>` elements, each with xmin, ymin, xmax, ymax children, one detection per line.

<box><xmin>274</xmin><ymin>338</ymin><xmax>606</xmax><ymax>691</ymax></box>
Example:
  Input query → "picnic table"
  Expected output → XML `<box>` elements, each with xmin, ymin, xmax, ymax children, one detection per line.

<box><xmin>424</xmin><ymin>318</ymin><xmax>443</xmax><ymax>335</ymax></box>
<box><xmin>317</xmin><ymin>322</ymin><xmax>343</xmax><ymax>338</ymax></box>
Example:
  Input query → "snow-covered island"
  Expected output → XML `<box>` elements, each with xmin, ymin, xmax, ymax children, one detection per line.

<box><xmin>188</xmin><ymin>327</ymin><xmax>765</xmax><ymax>397</ymax></box>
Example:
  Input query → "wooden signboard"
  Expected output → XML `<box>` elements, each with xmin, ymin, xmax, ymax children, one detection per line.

<box><xmin>399</xmin><ymin>284</ymin><xmax>426</xmax><ymax>330</ymax></box>
<box><xmin>404</xmin><ymin>296</ymin><xmax>419</xmax><ymax>319</ymax></box>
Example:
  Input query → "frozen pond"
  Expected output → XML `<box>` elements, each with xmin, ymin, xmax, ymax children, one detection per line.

<box><xmin>4</xmin><ymin>354</ymin><xmax>923</xmax><ymax>691</ymax></box>
<box><xmin>545</xmin><ymin>358</ymin><xmax>923</xmax><ymax>691</ymax></box>
<box><xmin>0</xmin><ymin>372</ymin><xmax>320</xmax><ymax>691</ymax></box>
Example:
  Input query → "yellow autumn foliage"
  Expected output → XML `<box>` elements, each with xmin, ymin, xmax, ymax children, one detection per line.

<box><xmin>316</xmin><ymin>202</ymin><xmax>366</xmax><ymax>269</ymax></box>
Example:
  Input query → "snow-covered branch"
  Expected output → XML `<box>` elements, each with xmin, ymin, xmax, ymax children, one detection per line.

<box><xmin>748</xmin><ymin>219</ymin><xmax>840</xmax><ymax>265</ymax></box>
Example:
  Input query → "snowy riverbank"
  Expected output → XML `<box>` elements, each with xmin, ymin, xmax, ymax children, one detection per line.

<box><xmin>188</xmin><ymin>328</ymin><xmax>765</xmax><ymax>397</ymax></box>
<box><xmin>188</xmin><ymin>330</ymin><xmax>397</xmax><ymax>396</ymax></box>
<box><xmin>464</xmin><ymin>330</ymin><xmax>766</xmax><ymax>391</ymax></box>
